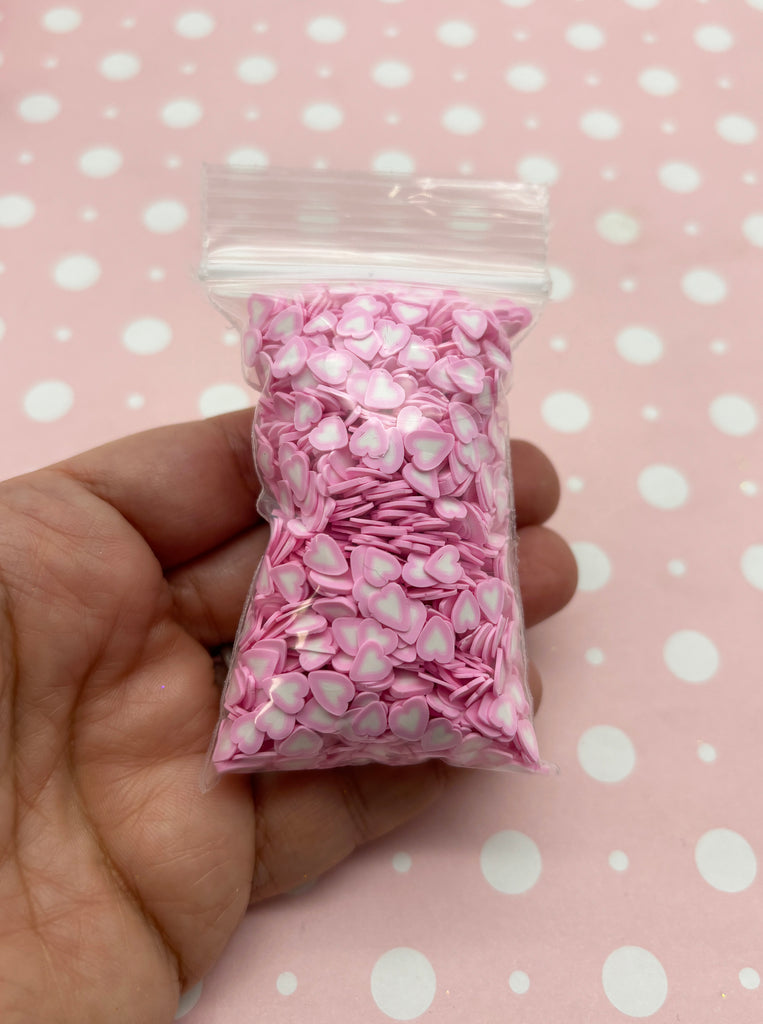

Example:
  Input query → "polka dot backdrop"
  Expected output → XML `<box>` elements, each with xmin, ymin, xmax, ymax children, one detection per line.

<box><xmin>1</xmin><ymin>1</ymin><xmax>762</xmax><ymax>1020</ymax></box>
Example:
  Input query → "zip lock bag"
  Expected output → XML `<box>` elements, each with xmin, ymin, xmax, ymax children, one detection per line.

<box><xmin>200</xmin><ymin>167</ymin><xmax>551</xmax><ymax>783</ymax></box>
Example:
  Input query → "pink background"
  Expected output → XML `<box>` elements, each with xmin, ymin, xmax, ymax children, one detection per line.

<box><xmin>2</xmin><ymin>1</ymin><xmax>762</xmax><ymax>1020</ymax></box>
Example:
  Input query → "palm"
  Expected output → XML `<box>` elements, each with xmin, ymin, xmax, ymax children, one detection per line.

<box><xmin>0</xmin><ymin>411</ymin><xmax>575</xmax><ymax>1024</ymax></box>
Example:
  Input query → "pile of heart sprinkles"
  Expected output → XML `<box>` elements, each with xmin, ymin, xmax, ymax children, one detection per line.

<box><xmin>212</xmin><ymin>285</ymin><xmax>545</xmax><ymax>774</ymax></box>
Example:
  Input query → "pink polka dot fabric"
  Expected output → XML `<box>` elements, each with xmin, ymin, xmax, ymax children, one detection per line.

<box><xmin>2</xmin><ymin>2</ymin><xmax>762</xmax><ymax>1022</ymax></box>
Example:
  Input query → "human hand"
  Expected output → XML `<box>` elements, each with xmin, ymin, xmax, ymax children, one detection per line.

<box><xmin>0</xmin><ymin>410</ymin><xmax>576</xmax><ymax>1023</ymax></box>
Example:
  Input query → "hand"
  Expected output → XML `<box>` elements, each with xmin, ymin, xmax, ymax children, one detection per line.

<box><xmin>0</xmin><ymin>410</ymin><xmax>576</xmax><ymax>1023</ymax></box>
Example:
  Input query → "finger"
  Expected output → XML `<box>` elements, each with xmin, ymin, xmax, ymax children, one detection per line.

<box><xmin>168</xmin><ymin>525</ymin><xmax>269</xmax><ymax>647</ymax></box>
<box><xmin>250</xmin><ymin>760</ymin><xmax>450</xmax><ymax>902</ymax></box>
<box><xmin>517</xmin><ymin>524</ymin><xmax>578</xmax><ymax>627</ymax></box>
<box><xmin>55</xmin><ymin>409</ymin><xmax>259</xmax><ymax>569</ymax></box>
<box><xmin>511</xmin><ymin>440</ymin><xmax>561</xmax><ymax>528</ymax></box>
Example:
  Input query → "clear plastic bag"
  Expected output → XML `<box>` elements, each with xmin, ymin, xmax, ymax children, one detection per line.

<box><xmin>200</xmin><ymin>167</ymin><xmax>551</xmax><ymax>783</ymax></box>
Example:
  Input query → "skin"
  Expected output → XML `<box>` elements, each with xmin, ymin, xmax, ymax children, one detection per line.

<box><xmin>0</xmin><ymin>410</ymin><xmax>577</xmax><ymax>1023</ymax></box>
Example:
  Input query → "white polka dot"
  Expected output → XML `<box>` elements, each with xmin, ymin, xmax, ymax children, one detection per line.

<box><xmin>306</xmin><ymin>15</ymin><xmax>346</xmax><ymax>43</ymax></box>
<box><xmin>585</xmin><ymin>647</ymin><xmax>604</xmax><ymax>665</ymax></box>
<box><xmin>638</xmin><ymin>465</ymin><xmax>689</xmax><ymax>510</ymax></box>
<box><xmin>0</xmin><ymin>317</ymin><xmax>5</xmax><ymax>341</ymax></box>
<box><xmin>0</xmin><ymin>195</ymin><xmax>35</xmax><ymax>228</ymax></box>
<box><xmin>372</xmin><ymin>60</ymin><xmax>413</xmax><ymax>88</ymax></box>
<box><xmin>99</xmin><ymin>52</ymin><xmax>141</xmax><ymax>80</ymax></box>
<box><xmin>541</xmin><ymin>391</ymin><xmax>591</xmax><ymax>433</ymax></box>
<box><xmin>747</xmin><ymin>0</ymin><xmax>763</xmax><ymax>8</ymax></box>
<box><xmin>78</xmin><ymin>145</ymin><xmax>123</xmax><ymax>178</ymax></box>
<box><xmin>549</xmin><ymin>336</ymin><xmax>568</xmax><ymax>352</ymax></box>
<box><xmin>549</xmin><ymin>265</ymin><xmax>574</xmax><ymax>301</ymax></box>
<box><xmin>102</xmin><ymin>106</ymin><xmax>119</xmax><ymax>120</ymax></box>
<box><xmin>639</xmin><ymin>67</ymin><xmax>680</xmax><ymax>96</ymax></box>
<box><xmin>739</xmin><ymin>968</ymin><xmax>760</xmax><ymax>990</ymax></box>
<box><xmin>623</xmin><ymin>0</ymin><xmax>660</xmax><ymax>7</ymax></box>
<box><xmin>237</xmin><ymin>55</ymin><xmax>278</xmax><ymax>84</ymax></box>
<box><xmin>23</xmin><ymin>380</ymin><xmax>74</xmax><ymax>422</ymax></box>
<box><xmin>372</xmin><ymin>150</ymin><xmax>415</xmax><ymax>174</ymax></box>
<box><xmin>566</xmin><ymin>23</ymin><xmax>605</xmax><ymax>50</ymax></box>
<box><xmin>385</xmin><ymin>112</ymin><xmax>401</xmax><ymax>126</ymax></box>
<box><xmin>508</xmin><ymin>970</ymin><xmax>530</xmax><ymax>994</ymax></box>
<box><xmin>302</xmin><ymin>102</ymin><xmax>344</xmax><ymax>131</ymax></box>
<box><xmin>572</xmin><ymin>542</ymin><xmax>612</xmax><ymax>591</ymax></box>
<box><xmin>663</xmin><ymin>629</ymin><xmax>719</xmax><ymax>683</ymax></box>
<box><xmin>174</xmin><ymin>981</ymin><xmax>203</xmax><ymax>1019</ymax></box>
<box><xmin>742</xmin><ymin>213</ymin><xmax>763</xmax><ymax>246</ymax></box>
<box><xmin>578</xmin><ymin>726</ymin><xmax>636</xmax><ymax>783</ymax></box>
<box><xmin>596</xmin><ymin>209</ymin><xmax>641</xmax><ymax>245</ymax></box>
<box><xmin>658</xmin><ymin>161</ymin><xmax>702</xmax><ymax>193</ymax></box>
<box><xmin>609</xmin><ymin>850</ymin><xmax>629</xmax><ymax>871</ymax></box>
<box><xmin>42</xmin><ymin>7</ymin><xmax>82</xmax><ymax>32</ymax></box>
<box><xmin>441</xmin><ymin>104</ymin><xmax>484</xmax><ymax>134</ymax></box>
<box><xmin>695</xmin><ymin>828</ymin><xmax>757</xmax><ymax>892</ymax></box>
<box><xmin>371</xmin><ymin>948</ymin><xmax>436</xmax><ymax>1021</ymax></box>
<box><xmin>505</xmin><ymin>64</ymin><xmax>546</xmax><ymax>91</ymax></box>
<box><xmin>148</xmin><ymin>266</ymin><xmax>166</xmax><ymax>282</ymax></box>
<box><xmin>615</xmin><ymin>326</ymin><xmax>663</xmax><ymax>365</ymax></box>
<box><xmin>694</xmin><ymin>25</ymin><xmax>734</xmax><ymax>51</ymax></box>
<box><xmin>741</xmin><ymin>545</ymin><xmax>763</xmax><ymax>591</ymax></box>
<box><xmin>716</xmin><ymin>114</ymin><xmax>758</xmax><ymax>144</ymax></box>
<box><xmin>276</xmin><ymin>972</ymin><xmax>297</xmax><ymax>996</ymax></box>
<box><xmin>161</xmin><ymin>98</ymin><xmax>202</xmax><ymax>128</ymax></box>
<box><xmin>392</xmin><ymin>852</ymin><xmax>412</xmax><ymax>873</ymax></box>
<box><xmin>142</xmin><ymin>200</ymin><xmax>188</xmax><ymax>234</ymax></box>
<box><xmin>641</xmin><ymin>405</ymin><xmax>660</xmax><ymax>422</ymax></box>
<box><xmin>681</xmin><ymin>268</ymin><xmax>727</xmax><ymax>304</ymax></box>
<box><xmin>580</xmin><ymin>109</ymin><xmax>622</xmax><ymax>139</ymax></box>
<box><xmin>667</xmin><ymin>559</ymin><xmax>686</xmax><ymax>577</ymax></box>
<box><xmin>53</xmin><ymin>253</ymin><xmax>101</xmax><ymax>291</ymax></box>
<box><xmin>436</xmin><ymin>20</ymin><xmax>476</xmax><ymax>46</ymax></box>
<box><xmin>122</xmin><ymin>317</ymin><xmax>172</xmax><ymax>355</ymax></box>
<box><xmin>480</xmin><ymin>830</ymin><xmax>541</xmax><ymax>894</ymax></box>
<box><xmin>199</xmin><ymin>384</ymin><xmax>250</xmax><ymax>417</ymax></box>
<box><xmin>567</xmin><ymin>476</ymin><xmax>584</xmax><ymax>493</ymax></box>
<box><xmin>126</xmin><ymin>392</ymin><xmax>145</xmax><ymax>409</ymax></box>
<box><xmin>227</xmin><ymin>146</ymin><xmax>269</xmax><ymax>168</ymax></box>
<box><xmin>17</xmin><ymin>93</ymin><xmax>61</xmax><ymax>123</ymax></box>
<box><xmin>501</xmin><ymin>0</ymin><xmax>534</xmax><ymax>6</ymax></box>
<box><xmin>174</xmin><ymin>12</ymin><xmax>215</xmax><ymax>38</ymax></box>
<box><xmin>697</xmin><ymin>742</ymin><xmax>716</xmax><ymax>763</ymax></box>
<box><xmin>516</xmin><ymin>155</ymin><xmax>560</xmax><ymax>185</ymax></box>
<box><xmin>709</xmin><ymin>394</ymin><xmax>758</xmax><ymax>437</ymax></box>
<box><xmin>602</xmin><ymin>947</ymin><xmax>668</xmax><ymax>1017</ymax></box>
<box><xmin>54</xmin><ymin>327</ymin><xmax>71</xmax><ymax>341</ymax></box>
<box><xmin>620</xmin><ymin>277</ymin><xmax>638</xmax><ymax>293</ymax></box>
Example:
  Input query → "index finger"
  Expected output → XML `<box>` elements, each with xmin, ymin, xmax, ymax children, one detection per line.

<box><xmin>57</xmin><ymin>409</ymin><xmax>261</xmax><ymax>569</ymax></box>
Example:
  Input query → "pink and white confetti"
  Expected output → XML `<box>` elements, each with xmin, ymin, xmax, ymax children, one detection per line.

<box><xmin>210</xmin><ymin>283</ymin><xmax>546</xmax><ymax>775</ymax></box>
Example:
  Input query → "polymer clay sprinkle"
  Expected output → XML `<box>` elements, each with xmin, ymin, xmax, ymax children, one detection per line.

<box><xmin>212</xmin><ymin>285</ymin><xmax>544</xmax><ymax>774</ymax></box>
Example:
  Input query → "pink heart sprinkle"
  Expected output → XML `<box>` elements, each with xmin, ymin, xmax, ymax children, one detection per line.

<box><xmin>307</xmin><ymin>348</ymin><xmax>353</xmax><ymax>385</ymax></box>
<box><xmin>350</xmin><ymin>639</ymin><xmax>393</xmax><ymax>683</ymax></box>
<box><xmin>388</xmin><ymin>695</ymin><xmax>430</xmax><ymax>740</ymax></box>
<box><xmin>357</xmin><ymin>618</ymin><xmax>398</xmax><ymax>654</ymax></box>
<box><xmin>243</xmin><ymin>328</ymin><xmax>262</xmax><ymax>366</ymax></box>
<box><xmin>397</xmin><ymin>337</ymin><xmax>435</xmax><ymax>370</ymax></box>
<box><xmin>420</xmin><ymin>718</ymin><xmax>460</xmax><ymax>751</ymax></box>
<box><xmin>391</xmin><ymin>301</ymin><xmax>428</xmax><ymax>325</ymax></box>
<box><xmin>404</xmin><ymin>429</ymin><xmax>455</xmax><ymax>472</ymax></box>
<box><xmin>363</xmin><ymin>547</ymin><xmax>402</xmax><ymax>586</ymax></box>
<box><xmin>248</xmin><ymin>294</ymin><xmax>274</xmax><ymax>330</ymax></box>
<box><xmin>424</xmin><ymin>545</ymin><xmax>462</xmax><ymax>585</ymax></box>
<box><xmin>253</xmin><ymin>700</ymin><xmax>294</xmax><ymax>741</ymax></box>
<box><xmin>402</xmin><ymin>463</ymin><xmax>440</xmax><ymax>499</ymax></box>
<box><xmin>396</xmin><ymin>405</ymin><xmax>424</xmax><ymax>434</ymax></box>
<box><xmin>337</xmin><ymin>310</ymin><xmax>374</xmax><ymax>339</ymax></box>
<box><xmin>452</xmin><ymin>589</ymin><xmax>481</xmax><ymax>633</ymax></box>
<box><xmin>488</xmin><ymin>695</ymin><xmax>518</xmax><ymax>737</ymax></box>
<box><xmin>332</xmin><ymin>616</ymin><xmax>363</xmax><ymax>655</ymax></box>
<box><xmin>308</xmin><ymin>670</ymin><xmax>355</xmax><ymax>715</ymax></box>
<box><xmin>476</xmin><ymin>578</ymin><xmax>506</xmax><ymax>624</ymax></box>
<box><xmin>277</xmin><ymin>726</ymin><xmax>323</xmax><ymax>758</ymax></box>
<box><xmin>364</xmin><ymin>369</ymin><xmax>406</xmax><ymax>410</ymax></box>
<box><xmin>389</xmin><ymin>671</ymin><xmax>433</xmax><ymax>700</ymax></box>
<box><xmin>416</xmin><ymin>615</ymin><xmax>456</xmax><ymax>665</ymax></box>
<box><xmin>349</xmin><ymin>417</ymin><xmax>389</xmax><ymax>458</ymax></box>
<box><xmin>449</xmin><ymin>402</ymin><xmax>480</xmax><ymax>443</ymax></box>
<box><xmin>280</xmin><ymin>448</ymin><xmax>310</xmax><ymax>501</ymax></box>
<box><xmin>265</xmin><ymin>305</ymin><xmax>305</xmax><ymax>342</ymax></box>
<box><xmin>297</xmin><ymin>697</ymin><xmax>343</xmax><ymax>733</ymax></box>
<box><xmin>399</xmin><ymin>599</ymin><xmax>427</xmax><ymax>644</ymax></box>
<box><xmin>240</xmin><ymin>643</ymin><xmax>283</xmax><ymax>682</ymax></box>
<box><xmin>269</xmin><ymin>672</ymin><xmax>309</xmax><ymax>714</ymax></box>
<box><xmin>271</xmin><ymin>562</ymin><xmax>307</xmax><ymax>603</ymax></box>
<box><xmin>452</xmin><ymin>325</ymin><xmax>481</xmax><ymax>357</ymax></box>
<box><xmin>350</xmin><ymin>701</ymin><xmax>388</xmax><ymax>737</ymax></box>
<box><xmin>293</xmin><ymin>393</ymin><xmax>322</xmax><ymax>430</ymax></box>
<box><xmin>401</xmin><ymin>554</ymin><xmax>436</xmax><ymax>588</ymax></box>
<box><xmin>344</xmin><ymin>330</ymin><xmax>382</xmax><ymax>361</ymax></box>
<box><xmin>367</xmin><ymin>581</ymin><xmax>412</xmax><ymax>632</ymax></box>
<box><xmin>447</xmin><ymin>358</ymin><xmax>485</xmax><ymax>395</ymax></box>
<box><xmin>433</xmin><ymin>496</ymin><xmax>467</xmax><ymax>520</ymax></box>
<box><xmin>271</xmin><ymin>336</ymin><xmax>307</xmax><ymax>379</ymax></box>
<box><xmin>303</xmin><ymin>310</ymin><xmax>337</xmax><ymax>335</ymax></box>
<box><xmin>376</xmin><ymin>319</ymin><xmax>411</xmax><ymax>355</ymax></box>
<box><xmin>453</xmin><ymin>308</ymin><xmax>488</xmax><ymax>341</ymax></box>
<box><xmin>304</xmin><ymin>533</ymin><xmax>349</xmax><ymax>576</ymax></box>
<box><xmin>230</xmin><ymin>713</ymin><xmax>265</xmax><ymax>755</ymax></box>
<box><xmin>364</xmin><ymin>427</ymin><xmax>405</xmax><ymax>473</ymax></box>
<box><xmin>308</xmin><ymin>416</ymin><xmax>348</xmax><ymax>452</ymax></box>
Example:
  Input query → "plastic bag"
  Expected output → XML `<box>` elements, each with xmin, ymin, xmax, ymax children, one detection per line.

<box><xmin>200</xmin><ymin>167</ymin><xmax>551</xmax><ymax>782</ymax></box>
